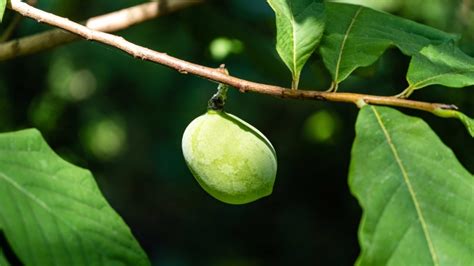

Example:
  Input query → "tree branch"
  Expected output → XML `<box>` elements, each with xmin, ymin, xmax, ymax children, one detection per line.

<box><xmin>0</xmin><ymin>0</ymin><xmax>203</xmax><ymax>60</ymax></box>
<box><xmin>6</xmin><ymin>0</ymin><xmax>458</xmax><ymax>115</ymax></box>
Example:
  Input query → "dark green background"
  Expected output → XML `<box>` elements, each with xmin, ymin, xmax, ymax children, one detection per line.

<box><xmin>1</xmin><ymin>0</ymin><xmax>473</xmax><ymax>265</ymax></box>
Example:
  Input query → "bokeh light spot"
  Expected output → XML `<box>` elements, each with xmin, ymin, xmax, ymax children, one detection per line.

<box><xmin>68</xmin><ymin>69</ymin><xmax>97</xmax><ymax>101</ymax></box>
<box><xmin>48</xmin><ymin>54</ymin><xmax>96</xmax><ymax>101</ymax></box>
<box><xmin>82</xmin><ymin>118</ymin><xmax>127</xmax><ymax>160</ymax></box>
<box><xmin>209</xmin><ymin>37</ymin><xmax>244</xmax><ymax>60</ymax></box>
<box><xmin>303</xmin><ymin>110</ymin><xmax>339</xmax><ymax>143</ymax></box>
<box><xmin>48</xmin><ymin>55</ymin><xmax>74</xmax><ymax>100</ymax></box>
<box><xmin>29</xmin><ymin>94</ymin><xmax>64</xmax><ymax>132</ymax></box>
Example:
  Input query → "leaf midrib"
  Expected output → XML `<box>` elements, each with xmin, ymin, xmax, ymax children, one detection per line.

<box><xmin>334</xmin><ymin>6</ymin><xmax>362</xmax><ymax>83</ymax></box>
<box><xmin>371</xmin><ymin>106</ymin><xmax>439</xmax><ymax>266</ymax></box>
<box><xmin>287</xmin><ymin>0</ymin><xmax>297</xmax><ymax>76</ymax></box>
<box><xmin>277</xmin><ymin>1</ymin><xmax>321</xmax><ymax>76</ymax></box>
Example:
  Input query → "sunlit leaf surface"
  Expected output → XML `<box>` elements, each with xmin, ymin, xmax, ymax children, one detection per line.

<box><xmin>0</xmin><ymin>129</ymin><xmax>150</xmax><ymax>266</ymax></box>
<box><xmin>320</xmin><ymin>3</ymin><xmax>456</xmax><ymax>86</ymax></box>
<box><xmin>349</xmin><ymin>106</ymin><xmax>474</xmax><ymax>265</ymax></box>
<box><xmin>407</xmin><ymin>43</ymin><xmax>474</xmax><ymax>90</ymax></box>
<box><xmin>268</xmin><ymin>0</ymin><xmax>325</xmax><ymax>89</ymax></box>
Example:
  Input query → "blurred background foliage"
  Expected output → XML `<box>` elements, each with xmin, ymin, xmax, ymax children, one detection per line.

<box><xmin>0</xmin><ymin>0</ymin><xmax>473</xmax><ymax>265</ymax></box>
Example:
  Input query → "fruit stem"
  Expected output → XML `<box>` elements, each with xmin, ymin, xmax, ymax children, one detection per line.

<box><xmin>208</xmin><ymin>83</ymin><xmax>229</xmax><ymax>111</ymax></box>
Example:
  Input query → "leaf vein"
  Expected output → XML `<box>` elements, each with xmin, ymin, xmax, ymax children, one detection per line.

<box><xmin>288</xmin><ymin>0</ymin><xmax>297</xmax><ymax>78</ymax></box>
<box><xmin>334</xmin><ymin>6</ymin><xmax>362</xmax><ymax>83</ymax></box>
<box><xmin>0</xmin><ymin>171</ymin><xmax>140</xmax><ymax>261</ymax></box>
<box><xmin>371</xmin><ymin>106</ymin><xmax>439</xmax><ymax>266</ymax></box>
<box><xmin>409</xmin><ymin>70</ymin><xmax>474</xmax><ymax>89</ymax></box>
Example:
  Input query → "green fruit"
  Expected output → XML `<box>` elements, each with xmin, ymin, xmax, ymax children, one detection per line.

<box><xmin>182</xmin><ymin>110</ymin><xmax>277</xmax><ymax>204</ymax></box>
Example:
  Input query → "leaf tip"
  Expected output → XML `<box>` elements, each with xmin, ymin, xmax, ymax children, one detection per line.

<box><xmin>434</xmin><ymin>109</ymin><xmax>474</xmax><ymax>137</ymax></box>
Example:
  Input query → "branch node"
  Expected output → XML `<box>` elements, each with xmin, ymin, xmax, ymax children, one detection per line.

<box><xmin>356</xmin><ymin>98</ymin><xmax>368</xmax><ymax>108</ymax></box>
<box><xmin>216</xmin><ymin>64</ymin><xmax>230</xmax><ymax>76</ymax></box>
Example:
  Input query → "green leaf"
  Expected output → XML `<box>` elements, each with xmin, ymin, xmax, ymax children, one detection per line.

<box><xmin>406</xmin><ymin>43</ymin><xmax>474</xmax><ymax>91</ymax></box>
<box><xmin>0</xmin><ymin>129</ymin><xmax>150</xmax><ymax>266</ymax></box>
<box><xmin>320</xmin><ymin>3</ymin><xmax>457</xmax><ymax>87</ymax></box>
<box><xmin>267</xmin><ymin>0</ymin><xmax>325</xmax><ymax>89</ymax></box>
<box><xmin>433</xmin><ymin>108</ymin><xmax>474</xmax><ymax>138</ymax></box>
<box><xmin>0</xmin><ymin>0</ymin><xmax>5</xmax><ymax>23</ymax></box>
<box><xmin>349</xmin><ymin>106</ymin><xmax>474</xmax><ymax>265</ymax></box>
<box><xmin>0</xmin><ymin>247</ymin><xmax>10</xmax><ymax>266</ymax></box>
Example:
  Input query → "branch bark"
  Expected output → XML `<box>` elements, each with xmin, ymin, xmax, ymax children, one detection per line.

<box><xmin>0</xmin><ymin>0</ymin><xmax>203</xmax><ymax>60</ymax></box>
<box><xmin>6</xmin><ymin>0</ymin><xmax>458</xmax><ymax>115</ymax></box>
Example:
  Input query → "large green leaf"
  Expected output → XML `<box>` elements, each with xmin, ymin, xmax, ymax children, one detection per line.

<box><xmin>320</xmin><ymin>3</ymin><xmax>456</xmax><ymax>88</ymax></box>
<box><xmin>405</xmin><ymin>43</ymin><xmax>474</xmax><ymax>94</ymax></box>
<box><xmin>0</xmin><ymin>0</ymin><xmax>5</xmax><ymax>22</ymax></box>
<box><xmin>0</xmin><ymin>129</ymin><xmax>150</xmax><ymax>266</ymax></box>
<box><xmin>267</xmin><ymin>0</ymin><xmax>325</xmax><ymax>89</ymax></box>
<box><xmin>349</xmin><ymin>106</ymin><xmax>474</xmax><ymax>265</ymax></box>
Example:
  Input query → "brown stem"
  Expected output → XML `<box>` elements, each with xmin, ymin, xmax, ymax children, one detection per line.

<box><xmin>0</xmin><ymin>0</ymin><xmax>203</xmax><ymax>60</ymax></box>
<box><xmin>6</xmin><ymin>0</ymin><xmax>458</xmax><ymax>114</ymax></box>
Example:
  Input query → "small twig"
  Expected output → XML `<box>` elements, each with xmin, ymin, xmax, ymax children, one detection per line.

<box><xmin>0</xmin><ymin>0</ymin><xmax>36</xmax><ymax>42</ymax></box>
<box><xmin>6</xmin><ymin>0</ymin><xmax>458</xmax><ymax>115</ymax></box>
<box><xmin>0</xmin><ymin>0</ymin><xmax>203</xmax><ymax>60</ymax></box>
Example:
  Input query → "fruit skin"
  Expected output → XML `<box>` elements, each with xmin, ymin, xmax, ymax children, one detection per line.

<box><xmin>182</xmin><ymin>110</ymin><xmax>277</xmax><ymax>204</ymax></box>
